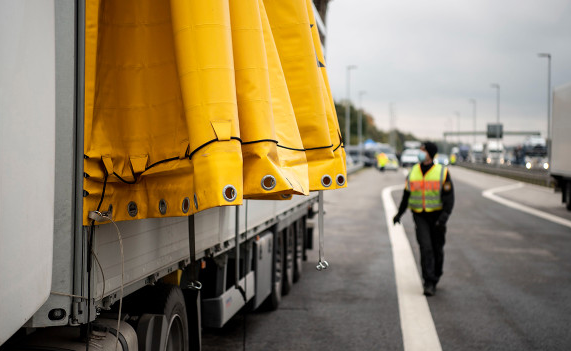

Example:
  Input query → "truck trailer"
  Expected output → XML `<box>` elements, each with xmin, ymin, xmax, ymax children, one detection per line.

<box><xmin>551</xmin><ymin>83</ymin><xmax>571</xmax><ymax>211</ymax></box>
<box><xmin>0</xmin><ymin>0</ymin><xmax>347</xmax><ymax>349</ymax></box>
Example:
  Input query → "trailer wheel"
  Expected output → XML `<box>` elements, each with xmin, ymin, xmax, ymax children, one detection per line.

<box><xmin>266</xmin><ymin>230</ymin><xmax>283</xmax><ymax>310</ymax></box>
<box><xmin>293</xmin><ymin>219</ymin><xmax>304</xmax><ymax>283</ymax></box>
<box><xmin>282</xmin><ymin>225</ymin><xmax>294</xmax><ymax>295</ymax></box>
<box><xmin>566</xmin><ymin>181</ymin><xmax>571</xmax><ymax>211</ymax></box>
<box><xmin>140</xmin><ymin>284</ymin><xmax>189</xmax><ymax>351</ymax></box>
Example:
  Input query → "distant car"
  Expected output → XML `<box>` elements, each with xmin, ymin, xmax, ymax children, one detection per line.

<box><xmin>345</xmin><ymin>154</ymin><xmax>355</xmax><ymax>166</ymax></box>
<box><xmin>351</xmin><ymin>154</ymin><xmax>376</xmax><ymax>167</ymax></box>
<box><xmin>434</xmin><ymin>154</ymin><xmax>450</xmax><ymax>166</ymax></box>
<box><xmin>400</xmin><ymin>149</ymin><xmax>421</xmax><ymax>167</ymax></box>
<box><xmin>385</xmin><ymin>153</ymin><xmax>399</xmax><ymax>171</ymax></box>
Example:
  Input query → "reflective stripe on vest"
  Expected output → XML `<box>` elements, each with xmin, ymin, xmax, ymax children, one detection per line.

<box><xmin>406</xmin><ymin>163</ymin><xmax>446</xmax><ymax>213</ymax></box>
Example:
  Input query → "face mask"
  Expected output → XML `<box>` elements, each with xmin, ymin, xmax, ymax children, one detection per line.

<box><xmin>418</xmin><ymin>151</ymin><xmax>427</xmax><ymax>162</ymax></box>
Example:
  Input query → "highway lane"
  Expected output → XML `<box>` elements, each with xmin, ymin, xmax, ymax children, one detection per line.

<box><xmin>398</xmin><ymin>166</ymin><xmax>571</xmax><ymax>350</ymax></box>
<box><xmin>203</xmin><ymin>166</ymin><xmax>571</xmax><ymax>350</ymax></box>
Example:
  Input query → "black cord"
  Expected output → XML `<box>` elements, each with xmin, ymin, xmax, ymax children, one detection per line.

<box><xmin>305</xmin><ymin>143</ymin><xmax>334</xmax><ymax>151</ymax></box>
<box><xmin>107</xmin><ymin>134</ymin><xmax>342</xmax><ymax>186</ymax></box>
<box><xmin>333</xmin><ymin>140</ymin><xmax>343</xmax><ymax>152</ymax></box>
<box><xmin>241</xmin><ymin>138</ymin><xmax>278</xmax><ymax>146</ymax></box>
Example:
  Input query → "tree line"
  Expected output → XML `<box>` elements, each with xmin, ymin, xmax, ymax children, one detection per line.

<box><xmin>334</xmin><ymin>101</ymin><xmax>419</xmax><ymax>154</ymax></box>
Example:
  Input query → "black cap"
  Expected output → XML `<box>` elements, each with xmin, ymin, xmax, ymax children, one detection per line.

<box><xmin>422</xmin><ymin>141</ymin><xmax>438</xmax><ymax>160</ymax></box>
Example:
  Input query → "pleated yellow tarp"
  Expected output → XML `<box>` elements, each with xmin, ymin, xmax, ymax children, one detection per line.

<box><xmin>263</xmin><ymin>0</ymin><xmax>347</xmax><ymax>191</ymax></box>
<box><xmin>82</xmin><ymin>0</ymin><xmax>345</xmax><ymax>224</ymax></box>
<box><xmin>305</xmin><ymin>0</ymin><xmax>347</xmax><ymax>189</ymax></box>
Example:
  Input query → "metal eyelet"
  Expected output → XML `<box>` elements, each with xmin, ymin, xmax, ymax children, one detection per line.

<box><xmin>127</xmin><ymin>201</ymin><xmax>138</xmax><ymax>217</ymax></box>
<box><xmin>281</xmin><ymin>194</ymin><xmax>291</xmax><ymax>199</ymax></box>
<box><xmin>193</xmin><ymin>194</ymin><xmax>198</xmax><ymax>209</ymax></box>
<box><xmin>182</xmin><ymin>197</ymin><xmax>190</xmax><ymax>214</ymax></box>
<box><xmin>223</xmin><ymin>185</ymin><xmax>237</xmax><ymax>202</ymax></box>
<box><xmin>336</xmin><ymin>174</ymin><xmax>346</xmax><ymax>186</ymax></box>
<box><xmin>321</xmin><ymin>175</ymin><xmax>332</xmax><ymax>188</ymax></box>
<box><xmin>261</xmin><ymin>175</ymin><xmax>277</xmax><ymax>191</ymax></box>
<box><xmin>158</xmin><ymin>199</ymin><xmax>168</xmax><ymax>215</ymax></box>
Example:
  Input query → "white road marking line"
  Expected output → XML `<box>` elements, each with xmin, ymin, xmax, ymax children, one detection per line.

<box><xmin>482</xmin><ymin>183</ymin><xmax>571</xmax><ymax>229</ymax></box>
<box><xmin>382</xmin><ymin>185</ymin><xmax>442</xmax><ymax>351</ymax></box>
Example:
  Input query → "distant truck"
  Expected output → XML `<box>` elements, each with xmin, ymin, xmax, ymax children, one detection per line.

<box><xmin>458</xmin><ymin>145</ymin><xmax>470</xmax><ymax>162</ymax></box>
<box><xmin>550</xmin><ymin>83</ymin><xmax>571</xmax><ymax>211</ymax></box>
<box><xmin>471</xmin><ymin>143</ymin><xmax>485</xmax><ymax>163</ymax></box>
<box><xmin>522</xmin><ymin>136</ymin><xmax>548</xmax><ymax>170</ymax></box>
<box><xmin>404</xmin><ymin>140</ymin><xmax>422</xmax><ymax>150</ymax></box>
<box><xmin>484</xmin><ymin>140</ymin><xmax>505</xmax><ymax>165</ymax></box>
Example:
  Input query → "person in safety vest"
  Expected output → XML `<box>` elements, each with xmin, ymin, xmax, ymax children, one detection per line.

<box><xmin>377</xmin><ymin>152</ymin><xmax>388</xmax><ymax>172</ymax></box>
<box><xmin>392</xmin><ymin>141</ymin><xmax>454</xmax><ymax>296</ymax></box>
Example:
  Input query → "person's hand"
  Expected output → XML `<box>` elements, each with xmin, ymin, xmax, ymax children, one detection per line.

<box><xmin>435</xmin><ymin>220</ymin><xmax>446</xmax><ymax>232</ymax></box>
<box><xmin>393</xmin><ymin>214</ymin><xmax>401</xmax><ymax>225</ymax></box>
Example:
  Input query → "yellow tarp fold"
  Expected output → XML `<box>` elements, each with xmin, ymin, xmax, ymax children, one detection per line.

<box><xmin>263</xmin><ymin>0</ymin><xmax>345</xmax><ymax>191</ymax></box>
<box><xmin>229</xmin><ymin>0</ymin><xmax>306</xmax><ymax>198</ymax></box>
<box><xmin>306</xmin><ymin>0</ymin><xmax>347</xmax><ymax>189</ymax></box>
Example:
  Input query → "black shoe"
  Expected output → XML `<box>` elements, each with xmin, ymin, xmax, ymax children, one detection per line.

<box><xmin>423</xmin><ymin>284</ymin><xmax>435</xmax><ymax>296</ymax></box>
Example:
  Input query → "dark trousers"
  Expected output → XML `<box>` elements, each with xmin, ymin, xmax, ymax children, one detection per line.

<box><xmin>412</xmin><ymin>212</ymin><xmax>446</xmax><ymax>286</ymax></box>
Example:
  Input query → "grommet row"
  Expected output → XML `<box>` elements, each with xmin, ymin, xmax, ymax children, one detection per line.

<box><xmin>125</xmin><ymin>197</ymin><xmax>197</xmax><ymax>217</ymax></box>
<box><xmin>111</xmin><ymin>185</ymin><xmax>240</xmax><ymax>219</ymax></box>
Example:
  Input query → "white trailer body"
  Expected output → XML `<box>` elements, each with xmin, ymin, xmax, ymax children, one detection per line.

<box><xmin>0</xmin><ymin>0</ymin><xmax>56</xmax><ymax>342</ymax></box>
<box><xmin>551</xmin><ymin>83</ymin><xmax>571</xmax><ymax>210</ymax></box>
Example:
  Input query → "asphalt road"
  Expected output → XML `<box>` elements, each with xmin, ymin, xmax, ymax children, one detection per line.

<box><xmin>203</xmin><ymin>166</ymin><xmax>571</xmax><ymax>351</ymax></box>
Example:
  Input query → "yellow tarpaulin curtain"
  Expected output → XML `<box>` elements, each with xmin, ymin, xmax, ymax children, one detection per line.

<box><xmin>82</xmin><ymin>0</ymin><xmax>343</xmax><ymax>224</ymax></box>
<box><xmin>263</xmin><ymin>0</ymin><xmax>341</xmax><ymax>191</ymax></box>
<box><xmin>83</xmin><ymin>0</ymin><xmax>197</xmax><ymax>225</ymax></box>
<box><xmin>83</xmin><ymin>0</ymin><xmax>243</xmax><ymax>225</ymax></box>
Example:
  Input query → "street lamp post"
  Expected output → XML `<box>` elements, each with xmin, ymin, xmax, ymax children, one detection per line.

<box><xmin>454</xmin><ymin>111</ymin><xmax>461</xmax><ymax>144</ymax></box>
<box><xmin>357</xmin><ymin>91</ymin><xmax>366</xmax><ymax>160</ymax></box>
<box><xmin>538</xmin><ymin>53</ymin><xmax>551</xmax><ymax>167</ymax></box>
<box><xmin>469</xmin><ymin>99</ymin><xmax>477</xmax><ymax>145</ymax></box>
<box><xmin>345</xmin><ymin>65</ymin><xmax>357</xmax><ymax>146</ymax></box>
<box><xmin>389</xmin><ymin>102</ymin><xmax>396</xmax><ymax>151</ymax></box>
<box><xmin>490</xmin><ymin>83</ymin><xmax>501</xmax><ymax>166</ymax></box>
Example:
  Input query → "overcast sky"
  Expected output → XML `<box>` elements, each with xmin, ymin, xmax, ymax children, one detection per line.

<box><xmin>324</xmin><ymin>0</ymin><xmax>571</xmax><ymax>145</ymax></box>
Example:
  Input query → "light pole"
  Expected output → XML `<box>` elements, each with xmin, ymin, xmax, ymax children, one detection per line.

<box><xmin>357</xmin><ymin>91</ymin><xmax>366</xmax><ymax>160</ymax></box>
<box><xmin>538</xmin><ymin>53</ymin><xmax>551</xmax><ymax>167</ymax></box>
<box><xmin>490</xmin><ymin>83</ymin><xmax>501</xmax><ymax>165</ymax></box>
<box><xmin>454</xmin><ymin>111</ymin><xmax>461</xmax><ymax>144</ymax></box>
<box><xmin>389</xmin><ymin>103</ymin><xmax>396</xmax><ymax>151</ymax></box>
<box><xmin>469</xmin><ymin>99</ymin><xmax>477</xmax><ymax>145</ymax></box>
<box><xmin>345</xmin><ymin>65</ymin><xmax>357</xmax><ymax>146</ymax></box>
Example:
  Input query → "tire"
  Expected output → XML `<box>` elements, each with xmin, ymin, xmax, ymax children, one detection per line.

<box><xmin>282</xmin><ymin>225</ymin><xmax>294</xmax><ymax>296</ymax></box>
<box><xmin>138</xmin><ymin>285</ymin><xmax>189</xmax><ymax>351</ymax></box>
<box><xmin>266</xmin><ymin>230</ymin><xmax>283</xmax><ymax>310</ymax></box>
<box><xmin>566</xmin><ymin>181</ymin><xmax>571</xmax><ymax>211</ymax></box>
<box><xmin>293</xmin><ymin>220</ymin><xmax>304</xmax><ymax>283</ymax></box>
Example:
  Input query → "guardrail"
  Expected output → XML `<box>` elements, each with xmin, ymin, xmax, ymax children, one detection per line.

<box><xmin>455</xmin><ymin>161</ymin><xmax>554</xmax><ymax>187</ymax></box>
